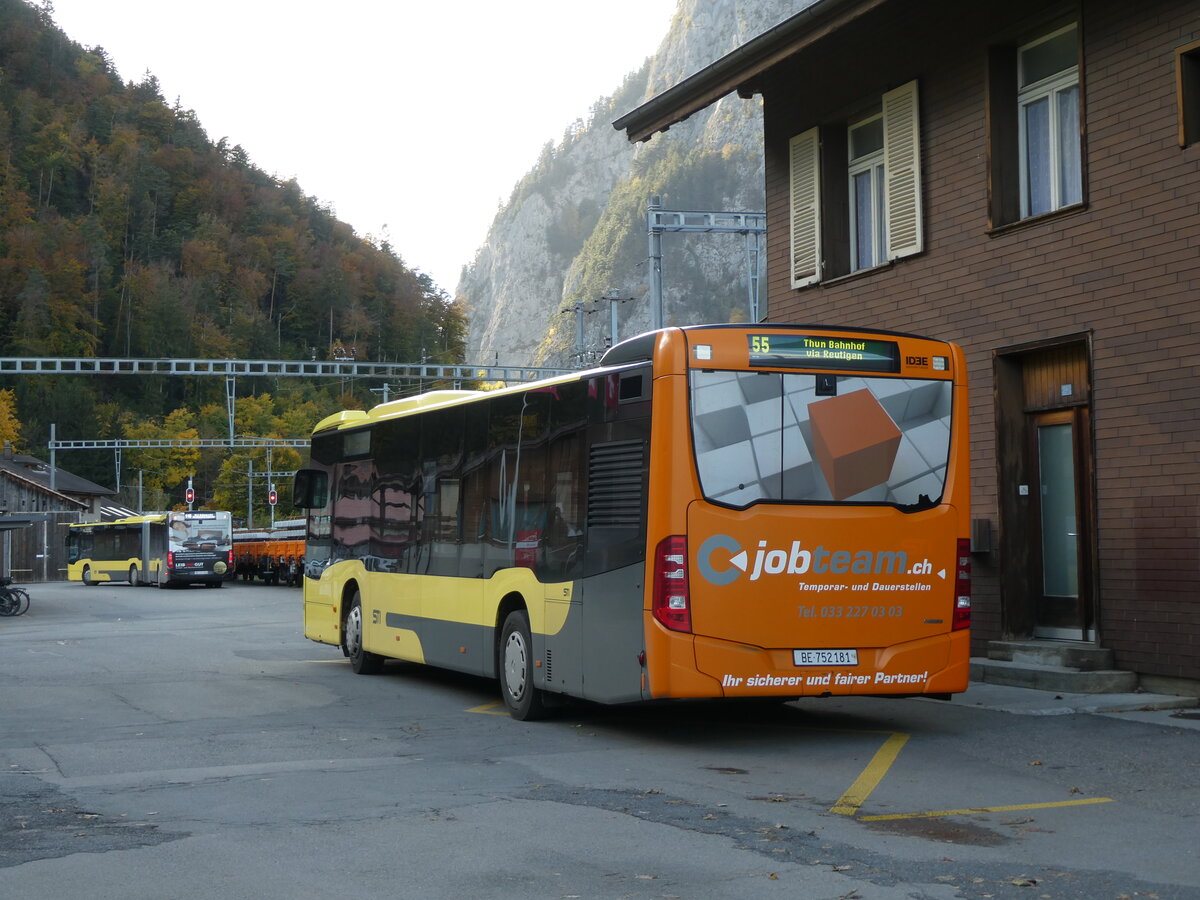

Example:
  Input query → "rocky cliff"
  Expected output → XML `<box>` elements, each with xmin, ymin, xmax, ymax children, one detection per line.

<box><xmin>458</xmin><ymin>0</ymin><xmax>813</xmax><ymax>368</ymax></box>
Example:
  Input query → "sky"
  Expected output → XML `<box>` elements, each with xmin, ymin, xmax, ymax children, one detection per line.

<box><xmin>46</xmin><ymin>0</ymin><xmax>678</xmax><ymax>295</ymax></box>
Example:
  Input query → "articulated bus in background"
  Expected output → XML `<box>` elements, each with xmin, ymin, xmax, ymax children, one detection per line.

<box><xmin>292</xmin><ymin>324</ymin><xmax>970</xmax><ymax>719</ymax></box>
<box><xmin>66</xmin><ymin>511</ymin><xmax>233</xmax><ymax>588</ymax></box>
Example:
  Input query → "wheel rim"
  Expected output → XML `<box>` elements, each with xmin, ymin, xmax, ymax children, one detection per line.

<box><xmin>503</xmin><ymin>628</ymin><xmax>529</xmax><ymax>701</ymax></box>
<box><xmin>82</xmin><ymin>566</ymin><xmax>91</xmax><ymax>585</ymax></box>
<box><xmin>345</xmin><ymin>603</ymin><xmax>364</xmax><ymax>657</ymax></box>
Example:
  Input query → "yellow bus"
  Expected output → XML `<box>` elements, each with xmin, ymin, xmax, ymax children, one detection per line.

<box><xmin>66</xmin><ymin>511</ymin><xmax>233</xmax><ymax>588</ymax></box>
<box><xmin>293</xmin><ymin>324</ymin><xmax>970</xmax><ymax>718</ymax></box>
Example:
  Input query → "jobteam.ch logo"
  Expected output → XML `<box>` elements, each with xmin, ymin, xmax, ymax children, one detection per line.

<box><xmin>696</xmin><ymin>534</ymin><xmax>941</xmax><ymax>585</ymax></box>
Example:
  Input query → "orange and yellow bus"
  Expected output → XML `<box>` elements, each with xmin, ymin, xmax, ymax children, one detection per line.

<box><xmin>292</xmin><ymin>324</ymin><xmax>970</xmax><ymax>719</ymax></box>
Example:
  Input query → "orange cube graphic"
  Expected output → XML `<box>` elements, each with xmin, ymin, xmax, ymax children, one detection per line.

<box><xmin>807</xmin><ymin>389</ymin><xmax>901</xmax><ymax>500</ymax></box>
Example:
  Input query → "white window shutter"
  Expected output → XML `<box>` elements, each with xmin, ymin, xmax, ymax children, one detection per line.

<box><xmin>788</xmin><ymin>127</ymin><xmax>821</xmax><ymax>288</ymax></box>
<box><xmin>882</xmin><ymin>80</ymin><xmax>923</xmax><ymax>260</ymax></box>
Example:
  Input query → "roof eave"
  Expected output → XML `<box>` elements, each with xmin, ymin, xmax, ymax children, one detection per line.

<box><xmin>613</xmin><ymin>0</ymin><xmax>882</xmax><ymax>144</ymax></box>
<box><xmin>0</xmin><ymin>469</ymin><xmax>89</xmax><ymax>509</ymax></box>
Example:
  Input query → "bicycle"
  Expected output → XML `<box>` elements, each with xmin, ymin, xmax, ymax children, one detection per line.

<box><xmin>0</xmin><ymin>577</ymin><xmax>30</xmax><ymax>617</ymax></box>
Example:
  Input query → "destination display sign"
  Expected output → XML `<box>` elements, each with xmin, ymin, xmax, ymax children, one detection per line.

<box><xmin>747</xmin><ymin>334</ymin><xmax>901</xmax><ymax>372</ymax></box>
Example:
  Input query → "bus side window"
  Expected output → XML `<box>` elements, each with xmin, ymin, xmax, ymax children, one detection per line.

<box><xmin>460</xmin><ymin>402</ymin><xmax>490</xmax><ymax>579</ymax></box>
<box><xmin>420</xmin><ymin>407</ymin><xmax>465</xmax><ymax>577</ymax></box>
<box><xmin>543</xmin><ymin>383</ymin><xmax>587</xmax><ymax>581</ymax></box>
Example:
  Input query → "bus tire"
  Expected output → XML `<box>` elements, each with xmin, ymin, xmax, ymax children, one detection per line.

<box><xmin>129</xmin><ymin>565</ymin><xmax>139</xmax><ymax>587</ymax></box>
<box><xmin>344</xmin><ymin>591</ymin><xmax>384</xmax><ymax>675</ymax></box>
<box><xmin>499</xmin><ymin>609</ymin><xmax>547</xmax><ymax>721</ymax></box>
<box><xmin>82</xmin><ymin>565</ymin><xmax>96</xmax><ymax>586</ymax></box>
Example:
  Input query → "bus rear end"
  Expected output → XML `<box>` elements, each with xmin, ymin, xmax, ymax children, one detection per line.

<box><xmin>164</xmin><ymin>511</ymin><xmax>233</xmax><ymax>587</ymax></box>
<box><xmin>642</xmin><ymin>325</ymin><xmax>970</xmax><ymax>701</ymax></box>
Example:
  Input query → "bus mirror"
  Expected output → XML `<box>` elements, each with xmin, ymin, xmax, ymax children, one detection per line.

<box><xmin>292</xmin><ymin>469</ymin><xmax>328</xmax><ymax>510</ymax></box>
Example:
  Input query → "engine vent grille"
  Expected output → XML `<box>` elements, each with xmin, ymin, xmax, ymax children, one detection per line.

<box><xmin>588</xmin><ymin>440</ymin><xmax>646</xmax><ymax>527</ymax></box>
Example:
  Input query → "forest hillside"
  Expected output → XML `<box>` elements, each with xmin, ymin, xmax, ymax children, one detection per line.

<box><xmin>0</xmin><ymin>0</ymin><xmax>465</xmax><ymax>512</ymax></box>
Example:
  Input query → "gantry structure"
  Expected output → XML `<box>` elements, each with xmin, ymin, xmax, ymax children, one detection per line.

<box><xmin>1</xmin><ymin>356</ymin><xmax>572</xmax><ymax>492</ymax></box>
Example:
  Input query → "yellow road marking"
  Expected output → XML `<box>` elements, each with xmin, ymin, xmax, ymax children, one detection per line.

<box><xmin>302</xmin><ymin>680</ymin><xmax>1118</xmax><ymax>821</ymax></box>
<box><xmin>823</xmin><ymin>726</ymin><xmax>1115</xmax><ymax>821</ymax></box>
<box><xmin>858</xmin><ymin>797</ymin><xmax>1114</xmax><ymax>821</ymax></box>
<box><xmin>829</xmin><ymin>731</ymin><xmax>910</xmax><ymax>815</ymax></box>
<box><xmin>467</xmin><ymin>701</ymin><xmax>510</xmax><ymax>716</ymax></box>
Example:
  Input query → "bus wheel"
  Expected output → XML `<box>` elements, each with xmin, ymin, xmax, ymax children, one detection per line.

<box><xmin>82</xmin><ymin>565</ymin><xmax>96</xmax><ymax>586</ymax></box>
<box><xmin>500</xmin><ymin>609</ymin><xmax>547</xmax><ymax>721</ymax></box>
<box><xmin>128</xmin><ymin>565</ymin><xmax>139</xmax><ymax>587</ymax></box>
<box><xmin>344</xmin><ymin>591</ymin><xmax>384</xmax><ymax>675</ymax></box>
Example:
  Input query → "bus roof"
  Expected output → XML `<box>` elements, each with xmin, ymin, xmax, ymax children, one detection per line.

<box><xmin>68</xmin><ymin>514</ymin><xmax>167</xmax><ymax>529</ymax></box>
<box><xmin>601</xmin><ymin>323</ymin><xmax>944</xmax><ymax>366</ymax></box>
<box><xmin>312</xmin><ymin>374</ymin><xmax>588</xmax><ymax>434</ymax></box>
<box><xmin>69</xmin><ymin>511</ymin><xmax>232</xmax><ymax>529</ymax></box>
<box><xmin>309</xmin><ymin>324</ymin><xmax>956</xmax><ymax>438</ymax></box>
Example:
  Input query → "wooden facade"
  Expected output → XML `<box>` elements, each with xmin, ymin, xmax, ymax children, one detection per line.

<box><xmin>619</xmin><ymin>0</ymin><xmax>1200</xmax><ymax>688</ymax></box>
<box><xmin>0</xmin><ymin>445</ymin><xmax>110</xmax><ymax>582</ymax></box>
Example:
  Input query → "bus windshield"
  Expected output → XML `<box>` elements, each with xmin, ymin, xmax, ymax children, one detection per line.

<box><xmin>691</xmin><ymin>370</ymin><xmax>952</xmax><ymax>508</ymax></box>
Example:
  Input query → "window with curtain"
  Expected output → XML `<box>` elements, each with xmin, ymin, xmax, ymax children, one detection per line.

<box><xmin>987</xmin><ymin>21</ymin><xmax>1086</xmax><ymax>228</ymax></box>
<box><xmin>848</xmin><ymin>114</ymin><xmax>886</xmax><ymax>271</ymax></box>
<box><xmin>1017</xmin><ymin>24</ymin><xmax>1081</xmax><ymax>218</ymax></box>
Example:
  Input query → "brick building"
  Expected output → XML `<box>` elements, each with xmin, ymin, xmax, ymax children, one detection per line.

<box><xmin>616</xmin><ymin>0</ymin><xmax>1200</xmax><ymax>692</ymax></box>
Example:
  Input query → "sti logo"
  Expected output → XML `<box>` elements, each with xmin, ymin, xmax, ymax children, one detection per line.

<box><xmin>696</xmin><ymin>534</ymin><xmax>928</xmax><ymax>585</ymax></box>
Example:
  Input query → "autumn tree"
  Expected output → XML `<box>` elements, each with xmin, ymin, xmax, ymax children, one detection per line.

<box><xmin>0</xmin><ymin>388</ymin><xmax>23</xmax><ymax>448</ymax></box>
<box><xmin>122</xmin><ymin>407</ymin><xmax>201</xmax><ymax>498</ymax></box>
<box><xmin>0</xmin><ymin>0</ymin><xmax>467</xmax><ymax>484</ymax></box>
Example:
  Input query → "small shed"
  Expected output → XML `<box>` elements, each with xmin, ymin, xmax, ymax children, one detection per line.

<box><xmin>0</xmin><ymin>443</ymin><xmax>114</xmax><ymax>581</ymax></box>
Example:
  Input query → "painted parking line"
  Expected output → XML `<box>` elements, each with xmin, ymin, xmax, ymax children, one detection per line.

<box><xmin>858</xmin><ymin>797</ymin><xmax>1113</xmax><ymax>821</ymax></box>
<box><xmin>467</xmin><ymin>700</ymin><xmax>510</xmax><ymax>716</ymax></box>
<box><xmin>457</xmin><ymin>711</ymin><xmax>1119</xmax><ymax>816</ymax></box>
<box><xmin>826</xmin><ymin>729</ymin><xmax>1114</xmax><ymax>820</ymax></box>
<box><xmin>829</xmin><ymin>731</ymin><xmax>910</xmax><ymax>815</ymax></box>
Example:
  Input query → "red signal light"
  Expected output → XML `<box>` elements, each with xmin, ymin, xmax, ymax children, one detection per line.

<box><xmin>185</xmin><ymin>487</ymin><xmax>195</xmax><ymax>504</ymax></box>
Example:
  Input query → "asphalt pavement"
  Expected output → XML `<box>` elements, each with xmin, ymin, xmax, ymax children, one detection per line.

<box><xmin>4</xmin><ymin>583</ymin><xmax>1200</xmax><ymax>899</ymax></box>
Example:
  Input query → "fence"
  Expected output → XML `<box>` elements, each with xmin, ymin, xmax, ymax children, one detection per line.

<box><xmin>1</xmin><ymin>512</ymin><xmax>80</xmax><ymax>583</ymax></box>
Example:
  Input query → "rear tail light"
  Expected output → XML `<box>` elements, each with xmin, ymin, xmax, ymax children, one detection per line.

<box><xmin>166</xmin><ymin>551</ymin><xmax>174</xmax><ymax>571</ymax></box>
<box><xmin>953</xmin><ymin>538</ymin><xmax>971</xmax><ymax>631</ymax></box>
<box><xmin>652</xmin><ymin>535</ymin><xmax>691</xmax><ymax>633</ymax></box>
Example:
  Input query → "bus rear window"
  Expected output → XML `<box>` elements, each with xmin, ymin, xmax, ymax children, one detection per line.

<box><xmin>690</xmin><ymin>370</ymin><xmax>952</xmax><ymax>508</ymax></box>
